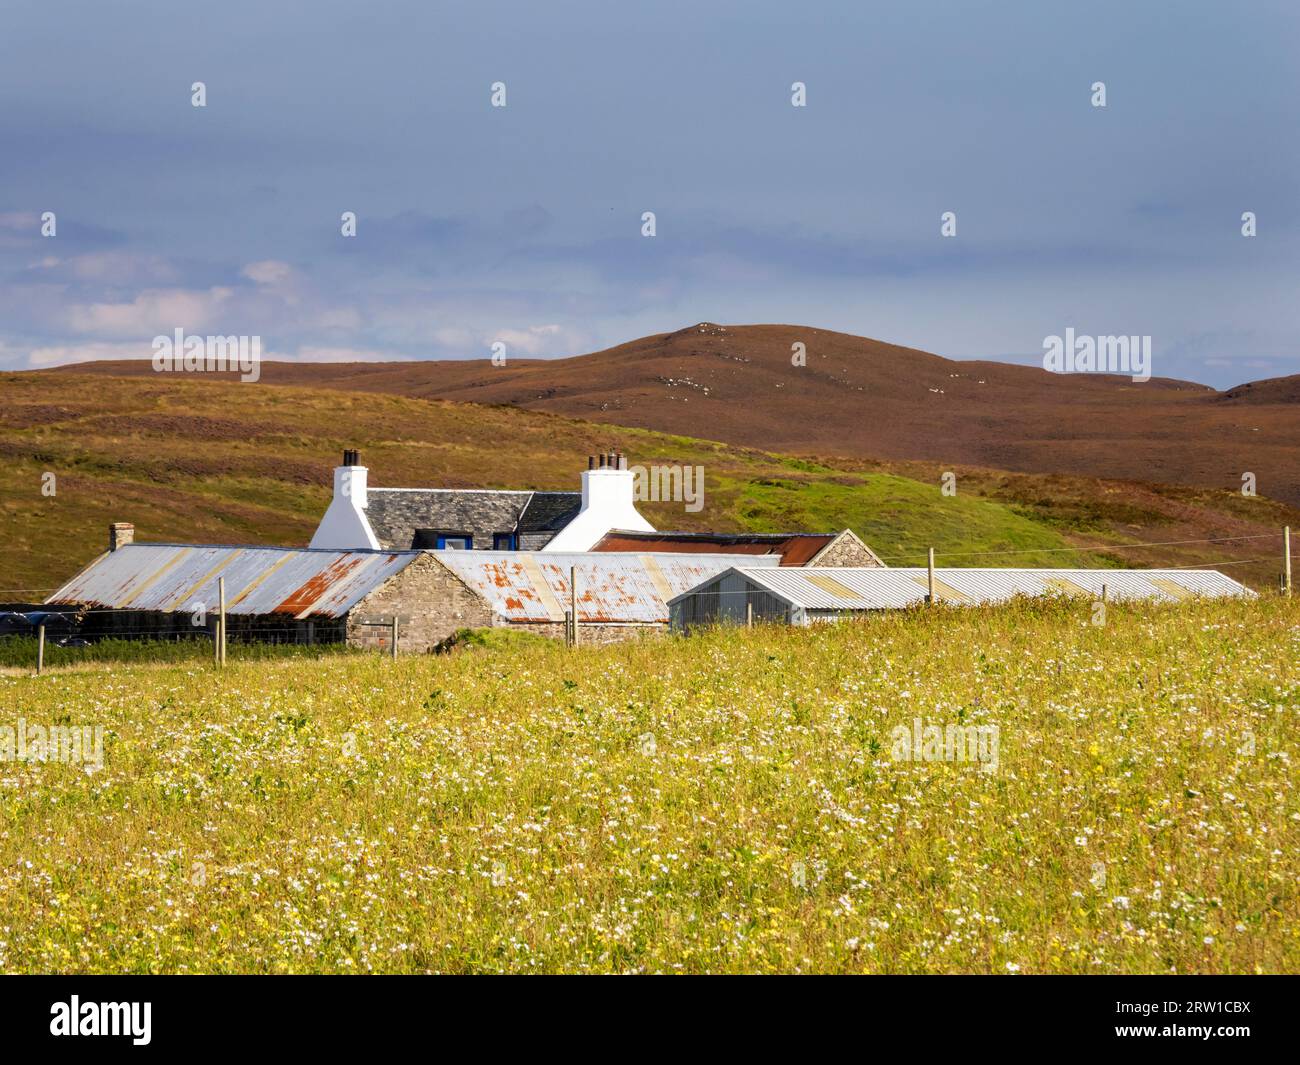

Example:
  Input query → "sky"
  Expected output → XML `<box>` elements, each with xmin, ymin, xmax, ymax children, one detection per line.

<box><xmin>1</xmin><ymin>0</ymin><xmax>1298</xmax><ymax>387</ymax></box>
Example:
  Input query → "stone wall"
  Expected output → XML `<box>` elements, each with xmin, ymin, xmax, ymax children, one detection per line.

<box><xmin>812</xmin><ymin>531</ymin><xmax>885</xmax><ymax>568</ymax></box>
<box><xmin>346</xmin><ymin>553</ymin><xmax>493</xmax><ymax>651</ymax></box>
<box><xmin>346</xmin><ymin>554</ymin><xmax>667</xmax><ymax>653</ymax></box>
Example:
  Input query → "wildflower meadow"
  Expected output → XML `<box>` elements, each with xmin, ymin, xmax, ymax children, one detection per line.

<box><xmin>0</xmin><ymin>596</ymin><xmax>1295</xmax><ymax>973</ymax></box>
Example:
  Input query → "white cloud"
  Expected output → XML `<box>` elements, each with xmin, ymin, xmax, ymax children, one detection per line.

<box><xmin>67</xmin><ymin>287</ymin><xmax>235</xmax><ymax>336</ymax></box>
<box><xmin>33</xmin><ymin>251</ymin><xmax>180</xmax><ymax>284</ymax></box>
<box><xmin>492</xmin><ymin>324</ymin><xmax>566</xmax><ymax>355</ymax></box>
<box><xmin>242</xmin><ymin>260</ymin><xmax>293</xmax><ymax>285</ymax></box>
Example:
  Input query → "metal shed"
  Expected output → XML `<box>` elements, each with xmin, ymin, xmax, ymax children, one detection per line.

<box><xmin>668</xmin><ymin>566</ymin><xmax>1256</xmax><ymax>629</ymax></box>
<box><xmin>435</xmin><ymin>551</ymin><xmax>780</xmax><ymax>625</ymax></box>
<box><xmin>46</xmin><ymin>542</ymin><xmax>424</xmax><ymax>643</ymax></box>
<box><xmin>47</xmin><ymin>543</ymin><xmax>422</xmax><ymax>618</ymax></box>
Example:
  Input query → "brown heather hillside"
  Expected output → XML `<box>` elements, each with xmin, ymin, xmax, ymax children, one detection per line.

<box><xmin>3</xmin><ymin>370</ymin><xmax>1300</xmax><ymax>595</ymax></box>
<box><xmin>49</xmin><ymin>322</ymin><xmax>1300</xmax><ymax>507</ymax></box>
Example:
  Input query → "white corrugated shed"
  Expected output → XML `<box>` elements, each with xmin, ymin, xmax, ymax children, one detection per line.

<box><xmin>669</xmin><ymin>565</ymin><xmax>1255</xmax><ymax>627</ymax></box>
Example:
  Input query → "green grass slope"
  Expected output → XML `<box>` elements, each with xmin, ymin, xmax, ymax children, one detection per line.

<box><xmin>2</xmin><ymin>371</ymin><xmax>1297</xmax><ymax>595</ymax></box>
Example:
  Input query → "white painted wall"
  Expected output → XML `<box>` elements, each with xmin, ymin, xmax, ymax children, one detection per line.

<box><xmin>309</xmin><ymin>465</ymin><xmax>381</xmax><ymax>550</ymax></box>
<box><xmin>542</xmin><ymin>467</ymin><xmax>654</xmax><ymax>552</ymax></box>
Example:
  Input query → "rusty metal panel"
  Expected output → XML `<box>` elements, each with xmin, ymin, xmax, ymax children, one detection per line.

<box><xmin>591</xmin><ymin>531</ymin><xmax>835</xmax><ymax>565</ymax></box>
<box><xmin>46</xmin><ymin>543</ymin><xmax>420</xmax><ymax>619</ymax></box>
<box><xmin>435</xmin><ymin>551</ymin><xmax>779</xmax><ymax>624</ymax></box>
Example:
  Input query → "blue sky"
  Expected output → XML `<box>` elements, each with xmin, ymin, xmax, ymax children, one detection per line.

<box><xmin>2</xmin><ymin>0</ymin><xmax>1297</xmax><ymax>386</ymax></box>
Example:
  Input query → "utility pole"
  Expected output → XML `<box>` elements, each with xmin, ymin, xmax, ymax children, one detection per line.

<box><xmin>927</xmin><ymin>547</ymin><xmax>936</xmax><ymax>605</ymax></box>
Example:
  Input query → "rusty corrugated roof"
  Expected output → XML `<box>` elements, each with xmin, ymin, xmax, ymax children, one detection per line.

<box><xmin>46</xmin><ymin>543</ymin><xmax>420</xmax><ymax>619</ymax></box>
<box><xmin>435</xmin><ymin>551</ymin><xmax>780</xmax><ymax>623</ymax></box>
<box><xmin>591</xmin><ymin>530</ymin><xmax>836</xmax><ymax>565</ymax></box>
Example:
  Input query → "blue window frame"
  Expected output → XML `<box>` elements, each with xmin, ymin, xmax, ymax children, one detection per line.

<box><xmin>436</xmin><ymin>534</ymin><xmax>472</xmax><ymax>550</ymax></box>
<box><xmin>493</xmin><ymin>533</ymin><xmax>516</xmax><ymax>550</ymax></box>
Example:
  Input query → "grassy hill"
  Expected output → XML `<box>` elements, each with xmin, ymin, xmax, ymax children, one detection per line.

<box><xmin>51</xmin><ymin>322</ymin><xmax>1300</xmax><ymax>507</ymax></box>
<box><xmin>3</xmin><ymin>370</ymin><xmax>1298</xmax><ymax>596</ymax></box>
<box><xmin>3</xmin><ymin>596</ymin><xmax>1296</xmax><ymax>973</ymax></box>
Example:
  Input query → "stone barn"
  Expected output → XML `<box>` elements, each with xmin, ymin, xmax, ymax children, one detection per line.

<box><xmin>46</xmin><ymin>533</ymin><xmax>776</xmax><ymax>651</ymax></box>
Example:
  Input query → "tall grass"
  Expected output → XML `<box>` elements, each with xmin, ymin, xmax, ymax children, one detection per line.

<box><xmin>0</xmin><ymin>596</ymin><xmax>1295</xmax><ymax>973</ymax></box>
<box><xmin>0</xmin><ymin>635</ymin><xmax>360</xmax><ymax>670</ymax></box>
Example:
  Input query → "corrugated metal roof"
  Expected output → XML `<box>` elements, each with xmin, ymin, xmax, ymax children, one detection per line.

<box><xmin>591</xmin><ymin>530</ymin><xmax>836</xmax><ymax>565</ymax></box>
<box><xmin>670</xmin><ymin>567</ymin><xmax>1255</xmax><ymax>611</ymax></box>
<box><xmin>46</xmin><ymin>544</ymin><xmax>421</xmax><ymax>619</ymax></box>
<box><xmin>435</xmin><ymin>551</ymin><xmax>780</xmax><ymax>624</ymax></box>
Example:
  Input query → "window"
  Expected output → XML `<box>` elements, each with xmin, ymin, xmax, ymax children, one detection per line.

<box><xmin>413</xmin><ymin>529</ymin><xmax>472</xmax><ymax>550</ymax></box>
<box><xmin>493</xmin><ymin>533</ymin><xmax>516</xmax><ymax>550</ymax></box>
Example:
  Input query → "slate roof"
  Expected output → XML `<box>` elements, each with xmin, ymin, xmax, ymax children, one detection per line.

<box><xmin>518</xmin><ymin>492</ymin><xmax>582</xmax><ymax>532</ymax></box>
<box><xmin>364</xmin><ymin>488</ymin><xmax>579</xmax><ymax>549</ymax></box>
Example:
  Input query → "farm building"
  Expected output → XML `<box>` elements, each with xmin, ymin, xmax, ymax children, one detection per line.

<box><xmin>311</xmin><ymin>449</ymin><xmax>652</xmax><ymax>553</ymax></box>
<box><xmin>591</xmin><ymin>529</ymin><xmax>884</xmax><ymax>567</ymax></box>
<box><xmin>46</xmin><ymin>533</ymin><xmax>778</xmax><ymax>650</ymax></box>
<box><xmin>669</xmin><ymin>566</ymin><xmax>1255</xmax><ymax>629</ymax></box>
<box><xmin>307</xmin><ymin>449</ymin><xmax>885</xmax><ymax>563</ymax></box>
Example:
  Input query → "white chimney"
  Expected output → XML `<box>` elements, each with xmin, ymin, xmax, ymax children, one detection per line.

<box><xmin>309</xmin><ymin>449</ymin><xmax>381</xmax><ymax>550</ymax></box>
<box><xmin>108</xmin><ymin>522</ymin><xmax>135</xmax><ymax>552</ymax></box>
<box><xmin>542</xmin><ymin>453</ymin><xmax>654</xmax><ymax>552</ymax></box>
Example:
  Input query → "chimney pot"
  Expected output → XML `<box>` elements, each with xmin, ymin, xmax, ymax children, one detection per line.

<box><xmin>587</xmin><ymin>456</ymin><xmax>595</xmax><ymax>470</ymax></box>
<box><xmin>109</xmin><ymin>522</ymin><xmax>134</xmax><ymax>552</ymax></box>
<box><xmin>343</xmin><ymin>448</ymin><xmax>360</xmax><ymax>467</ymax></box>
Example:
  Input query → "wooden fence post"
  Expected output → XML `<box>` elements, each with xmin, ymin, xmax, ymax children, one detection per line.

<box><xmin>927</xmin><ymin>547</ymin><xmax>936</xmax><ymax>605</ymax></box>
<box><xmin>1285</xmin><ymin>526</ymin><xmax>1292</xmax><ymax>598</ymax></box>
<box><xmin>218</xmin><ymin>577</ymin><xmax>227</xmax><ymax>667</ymax></box>
<box><xmin>570</xmin><ymin>566</ymin><xmax>579</xmax><ymax>647</ymax></box>
<box><xmin>746</xmin><ymin>601</ymin><xmax>753</xmax><ymax>628</ymax></box>
<box><xmin>36</xmin><ymin>623</ymin><xmax>45</xmax><ymax>675</ymax></box>
<box><xmin>391</xmin><ymin>616</ymin><xmax>399</xmax><ymax>660</ymax></box>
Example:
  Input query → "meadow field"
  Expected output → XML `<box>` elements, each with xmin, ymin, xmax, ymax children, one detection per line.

<box><xmin>0</xmin><ymin>596</ymin><xmax>1296</xmax><ymax>974</ymax></box>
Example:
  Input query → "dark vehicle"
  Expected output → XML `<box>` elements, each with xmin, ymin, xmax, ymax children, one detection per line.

<box><xmin>0</xmin><ymin>610</ymin><xmax>77</xmax><ymax>638</ymax></box>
